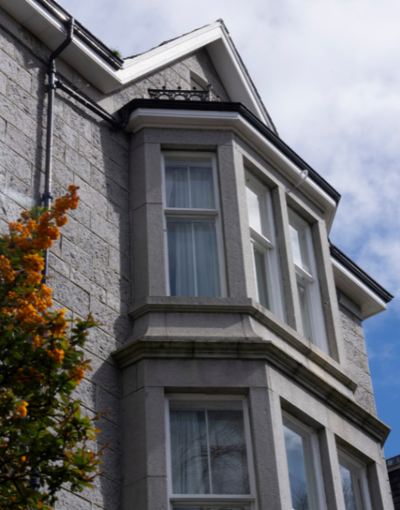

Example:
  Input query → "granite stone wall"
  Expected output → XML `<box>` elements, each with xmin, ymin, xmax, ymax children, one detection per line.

<box><xmin>339</xmin><ymin>302</ymin><xmax>377</xmax><ymax>415</ymax></box>
<box><xmin>0</xmin><ymin>7</ymin><xmax>231</xmax><ymax>509</ymax></box>
<box><xmin>0</xmin><ymin>7</ymin><xmax>130</xmax><ymax>509</ymax></box>
<box><xmin>0</xmin><ymin>4</ymin><xmax>385</xmax><ymax>510</ymax></box>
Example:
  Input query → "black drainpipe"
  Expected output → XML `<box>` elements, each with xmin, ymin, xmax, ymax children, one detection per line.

<box><xmin>41</xmin><ymin>18</ymin><xmax>126</xmax><ymax>283</ymax></box>
<box><xmin>42</xmin><ymin>17</ymin><xmax>75</xmax><ymax>282</ymax></box>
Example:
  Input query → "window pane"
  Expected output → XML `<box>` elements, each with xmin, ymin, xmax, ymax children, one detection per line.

<box><xmin>253</xmin><ymin>246</ymin><xmax>269</xmax><ymax>310</ymax></box>
<box><xmin>170</xmin><ymin>410</ymin><xmax>210</xmax><ymax>494</ymax></box>
<box><xmin>168</xmin><ymin>221</ymin><xmax>195</xmax><ymax>296</ymax></box>
<box><xmin>208</xmin><ymin>410</ymin><xmax>250</xmax><ymax>495</ymax></box>
<box><xmin>166</xmin><ymin>165</ymin><xmax>190</xmax><ymax>208</ymax></box>
<box><xmin>246</xmin><ymin>186</ymin><xmax>263</xmax><ymax>234</ymax></box>
<box><xmin>289</xmin><ymin>224</ymin><xmax>310</xmax><ymax>273</ymax></box>
<box><xmin>173</xmin><ymin>507</ymin><xmax>251</xmax><ymax>510</ymax></box>
<box><xmin>283</xmin><ymin>425</ymin><xmax>310</xmax><ymax>510</ymax></box>
<box><xmin>297</xmin><ymin>279</ymin><xmax>312</xmax><ymax>342</ymax></box>
<box><xmin>193</xmin><ymin>222</ymin><xmax>221</xmax><ymax>297</ymax></box>
<box><xmin>339</xmin><ymin>464</ymin><xmax>357</xmax><ymax>510</ymax></box>
<box><xmin>190</xmin><ymin>166</ymin><xmax>215</xmax><ymax>209</ymax></box>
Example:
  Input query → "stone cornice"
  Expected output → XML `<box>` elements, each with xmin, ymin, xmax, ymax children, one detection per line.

<box><xmin>128</xmin><ymin>296</ymin><xmax>356</xmax><ymax>392</ymax></box>
<box><xmin>113</xmin><ymin>336</ymin><xmax>390</xmax><ymax>444</ymax></box>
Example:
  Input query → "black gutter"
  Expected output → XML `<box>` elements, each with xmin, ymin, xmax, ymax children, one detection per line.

<box><xmin>42</xmin><ymin>16</ymin><xmax>75</xmax><ymax>282</ymax></box>
<box><xmin>118</xmin><ymin>98</ymin><xmax>341</xmax><ymax>204</ymax></box>
<box><xmin>35</xmin><ymin>0</ymin><xmax>124</xmax><ymax>69</ymax></box>
<box><xmin>330</xmin><ymin>244</ymin><xmax>394</xmax><ymax>303</ymax></box>
<box><xmin>55</xmin><ymin>79</ymin><xmax>123</xmax><ymax>130</ymax></box>
<box><xmin>42</xmin><ymin>18</ymin><xmax>125</xmax><ymax>283</ymax></box>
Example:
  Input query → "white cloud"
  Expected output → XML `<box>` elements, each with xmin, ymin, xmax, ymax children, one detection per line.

<box><xmin>62</xmin><ymin>0</ymin><xmax>400</xmax><ymax>304</ymax></box>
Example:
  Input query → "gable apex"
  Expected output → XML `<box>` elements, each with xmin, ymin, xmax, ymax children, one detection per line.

<box><xmin>0</xmin><ymin>0</ymin><xmax>275</xmax><ymax>129</ymax></box>
<box><xmin>119</xmin><ymin>20</ymin><xmax>276</xmax><ymax>130</ymax></box>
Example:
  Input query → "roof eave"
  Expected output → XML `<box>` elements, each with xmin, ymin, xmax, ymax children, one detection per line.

<box><xmin>330</xmin><ymin>244</ymin><xmax>393</xmax><ymax>320</ymax></box>
<box><xmin>0</xmin><ymin>0</ymin><xmax>276</xmax><ymax>127</ymax></box>
<box><xmin>119</xmin><ymin>99</ymin><xmax>339</xmax><ymax>228</ymax></box>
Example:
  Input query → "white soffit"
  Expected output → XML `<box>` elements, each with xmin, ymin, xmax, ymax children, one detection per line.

<box><xmin>126</xmin><ymin>108</ymin><xmax>337</xmax><ymax>225</ymax></box>
<box><xmin>331</xmin><ymin>258</ymin><xmax>387</xmax><ymax>319</ymax></box>
<box><xmin>0</xmin><ymin>0</ymin><xmax>272</xmax><ymax>127</ymax></box>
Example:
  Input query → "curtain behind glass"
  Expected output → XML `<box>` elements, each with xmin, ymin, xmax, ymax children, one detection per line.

<box><xmin>208</xmin><ymin>410</ymin><xmax>250</xmax><ymax>495</ymax></box>
<box><xmin>284</xmin><ymin>425</ymin><xmax>310</xmax><ymax>510</ymax></box>
<box><xmin>165</xmin><ymin>162</ymin><xmax>215</xmax><ymax>210</ymax></box>
<box><xmin>193</xmin><ymin>222</ymin><xmax>220</xmax><ymax>297</ymax></box>
<box><xmin>166</xmin><ymin>166</ymin><xmax>189</xmax><ymax>208</ymax></box>
<box><xmin>190</xmin><ymin>166</ymin><xmax>215</xmax><ymax>209</ymax></box>
<box><xmin>168</xmin><ymin>221</ymin><xmax>195</xmax><ymax>296</ymax></box>
<box><xmin>170</xmin><ymin>410</ymin><xmax>210</xmax><ymax>494</ymax></box>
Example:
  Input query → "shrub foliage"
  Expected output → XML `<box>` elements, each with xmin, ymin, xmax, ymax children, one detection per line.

<box><xmin>0</xmin><ymin>186</ymin><xmax>106</xmax><ymax>509</ymax></box>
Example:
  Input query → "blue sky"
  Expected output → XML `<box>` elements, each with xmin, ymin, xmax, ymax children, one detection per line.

<box><xmin>61</xmin><ymin>0</ymin><xmax>400</xmax><ymax>457</ymax></box>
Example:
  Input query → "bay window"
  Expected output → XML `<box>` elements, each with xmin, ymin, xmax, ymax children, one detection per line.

<box><xmin>338</xmin><ymin>451</ymin><xmax>372</xmax><ymax>510</ymax></box>
<box><xmin>245</xmin><ymin>173</ymin><xmax>285</xmax><ymax>320</ymax></box>
<box><xmin>288</xmin><ymin>210</ymin><xmax>328</xmax><ymax>353</ymax></box>
<box><xmin>163</xmin><ymin>153</ymin><xmax>225</xmax><ymax>297</ymax></box>
<box><xmin>166</xmin><ymin>396</ymin><xmax>256</xmax><ymax>510</ymax></box>
<box><xmin>282</xmin><ymin>413</ymin><xmax>326</xmax><ymax>510</ymax></box>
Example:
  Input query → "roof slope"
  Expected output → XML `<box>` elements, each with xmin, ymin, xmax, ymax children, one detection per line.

<box><xmin>0</xmin><ymin>0</ymin><xmax>276</xmax><ymax>129</ymax></box>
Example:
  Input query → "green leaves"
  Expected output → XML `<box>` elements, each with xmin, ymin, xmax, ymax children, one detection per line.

<box><xmin>0</xmin><ymin>191</ymin><xmax>107</xmax><ymax>510</ymax></box>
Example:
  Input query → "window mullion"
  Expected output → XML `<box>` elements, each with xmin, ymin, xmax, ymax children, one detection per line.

<box><xmin>187</xmin><ymin>165</ymin><xmax>192</xmax><ymax>208</ymax></box>
<box><xmin>204</xmin><ymin>409</ymin><xmax>213</xmax><ymax>495</ymax></box>
<box><xmin>191</xmin><ymin>221</ymin><xmax>198</xmax><ymax>297</ymax></box>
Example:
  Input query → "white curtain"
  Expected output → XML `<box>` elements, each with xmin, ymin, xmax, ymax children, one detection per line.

<box><xmin>190</xmin><ymin>166</ymin><xmax>215</xmax><ymax>209</ymax></box>
<box><xmin>166</xmin><ymin>164</ymin><xmax>215</xmax><ymax>210</ymax></box>
<box><xmin>167</xmin><ymin>221</ymin><xmax>195</xmax><ymax>296</ymax></box>
<box><xmin>170</xmin><ymin>410</ymin><xmax>210</xmax><ymax>494</ymax></box>
<box><xmin>193</xmin><ymin>222</ymin><xmax>220</xmax><ymax>297</ymax></box>
<box><xmin>168</xmin><ymin>221</ymin><xmax>220</xmax><ymax>297</ymax></box>
<box><xmin>166</xmin><ymin>166</ymin><xmax>189</xmax><ymax>208</ymax></box>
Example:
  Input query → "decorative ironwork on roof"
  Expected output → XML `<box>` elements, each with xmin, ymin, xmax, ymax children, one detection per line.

<box><xmin>148</xmin><ymin>84</ymin><xmax>220</xmax><ymax>102</ymax></box>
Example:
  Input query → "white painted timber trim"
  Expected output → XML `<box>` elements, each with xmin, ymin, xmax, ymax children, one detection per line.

<box><xmin>0</xmin><ymin>0</ymin><xmax>272</xmax><ymax>126</ymax></box>
<box><xmin>331</xmin><ymin>257</ymin><xmax>387</xmax><ymax>319</ymax></box>
<box><xmin>120</xmin><ymin>23</ymin><xmax>222</xmax><ymax>79</ymax></box>
<box><xmin>126</xmin><ymin>108</ymin><xmax>337</xmax><ymax>226</ymax></box>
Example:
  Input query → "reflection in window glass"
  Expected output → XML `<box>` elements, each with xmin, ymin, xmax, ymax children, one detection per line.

<box><xmin>174</xmin><ymin>507</ymin><xmax>250</xmax><ymax>510</ymax></box>
<box><xmin>173</xmin><ymin>507</ymin><xmax>251</xmax><ymax>510</ymax></box>
<box><xmin>170</xmin><ymin>408</ymin><xmax>250</xmax><ymax>495</ymax></box>
<box><xmin>297</xmin><ymin>279</ymin><xmax>312</xmax><ymax>342</ymax></box>
<box><xmin>246</xmin><ymin>186</ymin><xmax>263</xmax><ymax>234</ymax></box>
<box><xmin>339</xmin><ymin>464</ymin><xmax>357</xmax><ymax>510</ymax></box>
<box><xmin>283</xmin><ymin>425</ymin><xmax>310</xmax><ymax>510</ymax></box>
<box><xmin>289</xmin><ymin>224</ymin><xmax>310</xmax><ymax>273</ymax></box>
<box><xmin>253</xmin><ymin>246</ymin><xmax>269</xmax><ymax>310</ymax></box>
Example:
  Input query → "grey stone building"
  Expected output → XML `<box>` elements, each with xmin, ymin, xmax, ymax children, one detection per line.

<box><xmin>0</xmin><ymin>0</ymin><xmax>395</xmax><ymax>509</ymax></box>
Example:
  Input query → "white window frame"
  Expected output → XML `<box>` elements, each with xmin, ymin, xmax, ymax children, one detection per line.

<box><xmin>288</xmin><ymin>209</ymin><xmax>328</xmax><ymax>353</ymax></box>
<box><xmin>162</xmin><ymin>152</ymin><xmax>226</xmax><ymax>297</ymax></box>
<box><xmin>245</xmin><ymin>172</ymin><xmax>285</xmax><ymax>320</ymax></box>
<box><xmin>338</xmin><ymin>449</ymin><xmax>372</xmax><ymax>510</ymax></box>
<box><xmin>165</xmin><ymin>394</ymin><xmax>258</xmax><ymax>510</ymax></box>
<box><xmin>282</xmin><ymin>412</ymin><xmax>327</xmax><ymax>510</ymax></box>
